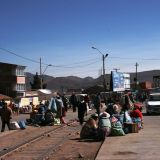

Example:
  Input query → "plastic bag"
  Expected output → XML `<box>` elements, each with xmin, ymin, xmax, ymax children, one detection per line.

<box><xmin>48</xmin><ymin>98</ymin><xmax>57</xmax><ymax>113</ymax></box>
<box><xmin>124</xmin><ymin>111</ymin><xmax>132</xmax><ymax>123</ymax></box>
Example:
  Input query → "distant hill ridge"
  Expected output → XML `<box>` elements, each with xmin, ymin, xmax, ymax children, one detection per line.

<box><xmin>26</xmin><ymin>70</ymin><xmax>160</xmax><ymax>91</ymax></box>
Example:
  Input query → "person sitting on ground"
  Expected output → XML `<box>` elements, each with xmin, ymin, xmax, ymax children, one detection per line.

<box><xmin>44</xmin><ymin>109</ymin><xmax>55</xmax><ymax>125</ymax></box>
<box><xmin>130</xmin><ymin>104</ymin><xmax>143</xmax><ymax>129</ymax></box>
<box><xmin>98</xmin><ymin>112</ymin><xmax>111</xmax><ymax>140</ymax></box>
<box><xmin>80</xmin><ymin>113</ymin><xmax>99</xmax><ymax>140</ymax></box>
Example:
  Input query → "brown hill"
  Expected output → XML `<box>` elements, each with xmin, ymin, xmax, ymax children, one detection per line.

<box><xmin>26</xmin><ymin>70</ymin><xmax>160</xmax><ymax>91</ymax></box>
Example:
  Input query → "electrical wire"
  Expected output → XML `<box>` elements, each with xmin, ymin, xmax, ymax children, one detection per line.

<box><xmin>0</xmin><ymin>47</ymin><xmax>100</xmax><ymax>68</ymax></box>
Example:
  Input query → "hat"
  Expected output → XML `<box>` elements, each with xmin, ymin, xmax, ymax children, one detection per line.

<box><xmin>100</xmin><ymin>112</ymin><xmax>110</xmax><ymax>118</ymax></box>
<box><xmin>113</xmin><ymin>104</ymin><xmax>119</xmax><ymax>112</ymax></box>
<box><xmin>91</xmin><ymin>113</ymin><xmax>98</xmax><ymax>118</ymax></box>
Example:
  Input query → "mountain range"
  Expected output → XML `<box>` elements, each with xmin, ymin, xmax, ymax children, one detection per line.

<box><xmin>26</xmin><ymin>70</ymin><xmax>160</xmax><ymax>91</ymax></box>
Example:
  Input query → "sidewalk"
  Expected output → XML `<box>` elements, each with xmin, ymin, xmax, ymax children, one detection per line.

<box><xmin>96</xmin><ymin>115</ymin><xmax>160</xmax><ymax>160</ymax></box>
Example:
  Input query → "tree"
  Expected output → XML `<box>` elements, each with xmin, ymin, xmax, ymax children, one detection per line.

<box><xmin>30</xmin><ymin>72</ymin><xmax>41</xmax><ymax>90</ymax></box>
<box><xmin>30</xmin><ymin>72</ymin><xmax>47</xmax><ymax>90</ymax></box>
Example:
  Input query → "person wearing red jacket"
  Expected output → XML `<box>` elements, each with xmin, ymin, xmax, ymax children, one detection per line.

<box><xmin>130</xmin><ymin>108</ymin><xmax>143</xmax><ymax>120</ymax></box>
<box><xmin>130</xmin><ymin>105</ymin><xmax>143</xmax><ymax>129</ymax></box>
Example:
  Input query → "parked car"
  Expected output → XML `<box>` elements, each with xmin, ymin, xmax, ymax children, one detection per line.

<box><xmin>146</xmin><ymin>93</ymin><xmax>160</xmax><ymax>115</ymax></box>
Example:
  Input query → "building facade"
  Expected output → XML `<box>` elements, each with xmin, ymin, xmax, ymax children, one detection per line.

<box><xmin>0</xmin><ymin>62</ymin><xmax>26</xmax><ymax>98</ymax></box>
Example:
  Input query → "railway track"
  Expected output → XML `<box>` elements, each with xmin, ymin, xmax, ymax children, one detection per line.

<box><xmin>0</xmin><ymin>109</ymin><xmax>104</xmax><ymax>159</ymax></box>
<box><xmin>0</xmin><ymin>120</ymin><xmax>81</xmax><ymax>160</ymax></box>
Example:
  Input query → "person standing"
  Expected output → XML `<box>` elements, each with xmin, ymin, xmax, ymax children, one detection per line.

<box><xmin>0</xmin><ymin>102</ymin><xmax>12</xmax><ymax>132</ymax></box>
<box><xmin>77</xmin><ymin>95</ymin><xmax>87</xmax><ymax>125</ymax></box>
<box><xmin>62</xmin><ymin>92</ymin><xmax>69</xmax><ymax>112</ymax></box>
<box><xmin>93</xmin><ymin>93</ymin><xmax>101</xmax><ymax>116</ymax></box>
<box><xmin>56</xmin><ymin>94</ymin><xmax>66</xmax><ymax>124</ymax></box>
<box><xmin>69</xmin><ymin>92</ymin><xmax>78</xmax><ymax>112</ymax></box>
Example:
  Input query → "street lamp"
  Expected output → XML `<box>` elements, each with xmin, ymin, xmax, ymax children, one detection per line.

<box><xmin>92</xmin><ymin>46</ymin><xmax>109</xmax><ymax>91</ymax></box>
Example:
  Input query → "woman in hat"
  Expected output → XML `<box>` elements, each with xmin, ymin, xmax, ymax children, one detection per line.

<box><xmin>98</xmin><ymin>112</ymin><xmax>111</xmax><ymax>140</ymax></box>
<box><xmin>80</xmin><ymin>113</ymin><xmax>99</xmax><ymax>140</ymax></box>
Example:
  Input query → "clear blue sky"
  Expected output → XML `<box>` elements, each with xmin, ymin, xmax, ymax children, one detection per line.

<box><xmin>0</xmin><ymin>0</ymin><xmax>160</xmax><ymax>78</ymax></box>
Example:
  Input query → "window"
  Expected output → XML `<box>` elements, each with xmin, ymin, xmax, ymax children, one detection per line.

<box><xmin>16</xmin><ymin>68</ymin><xmax>25</xmax><ymax>76</ymax></box>
<box><xmin>16</xmin><ymin>84</ymin><xmax>26</xmax><ymax>91</ymax></box>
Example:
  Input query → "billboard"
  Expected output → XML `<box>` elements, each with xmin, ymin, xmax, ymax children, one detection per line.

<box><xmin>111</xmin><ymin>71</ymin><xmax>130</xmax><ymax>92</ymax></box>
<box><xmin>123</xmin><ymin>73</ymin><xmax>130</xmax><ymax>90</ymax></box>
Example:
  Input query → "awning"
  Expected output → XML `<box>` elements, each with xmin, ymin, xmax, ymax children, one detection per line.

<box><xmin>0</xmin><ymin>94</ymin><xmax>12</xmax><ymax>100</ymax></box>
<box><xmin>37</xmin><ymin>89</ymin><xmax>53</xmax><ymax>101</ymax></box>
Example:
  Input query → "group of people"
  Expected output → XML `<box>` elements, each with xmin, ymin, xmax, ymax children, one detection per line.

<box><xmin>0</xmin><ymin>91</ymin><xmax>144</xmax><ymax>136</ymax></box>
<box><xmin>29</xmin><ymin>92</ymin><xmax>68</xmax><ymax>126</ymax></box>
<box><xmin>79</xmin><ymin>91</ymin><xmax>144</xmax><ymax>141</ymax></box>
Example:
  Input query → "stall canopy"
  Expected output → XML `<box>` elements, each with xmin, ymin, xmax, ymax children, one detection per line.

<box><xmin>0</xmin><ymin>94</ymin><xmax>12</xmax><ymax>100</ymax></box>
<box><xmin>37</xmin><ymin>89</ymin><xmax>53</xmax><ymax>101</ymax></box>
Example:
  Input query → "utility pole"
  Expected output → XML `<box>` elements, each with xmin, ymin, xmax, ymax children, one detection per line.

<box><xmin>40</xmin><ymin>58</ymin><xmax>51</xmax><ymax>89</ymax></box>
<box><xmin>102</xmin><ymin>55</ymin><xmax>106</xmax><ymax>91</ymax></box>
<box><xmin>40</xmin><ymin>57</ymin><xmax>42</xmax><ymax>89</ymax></box>
<box><xmin>92</xmin><ymin>47</ymin><xmax>109</xmax><ymax>91</ymax></box>
<box><xmin>135</xmin><ymin>62</ymin><xmax>139</xmax><ymax>90</ymax></box>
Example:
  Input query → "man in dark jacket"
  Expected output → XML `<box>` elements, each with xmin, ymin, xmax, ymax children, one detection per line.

<box><xmin>70</xmin><ymin>92</ymin><xmax>78</xmax><ymax>112</ymax></box>
<box><xmin>77</xmin><ymin>95</ymin><xmax>87</xmax><ymax>125</ymax></box>
<box><xmin>0</xmin><ymin>102</ymin><xmax>12</xmax><ymax>132</ymax></box>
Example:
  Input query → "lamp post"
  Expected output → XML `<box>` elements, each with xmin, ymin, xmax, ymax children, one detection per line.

<box><xmin>92</xmin><ymin>47</ymin><xmax>109</xmax><ymax>91</ymax></box>
<box><xmin>40</xmin><ymin>58</ymin><xmax>52</xmax><ymax>89</ymax></box>
<box><xmin>135</xmin><ymin>62</ymin><xmax>139</xmax><ymax>90</ymax></box>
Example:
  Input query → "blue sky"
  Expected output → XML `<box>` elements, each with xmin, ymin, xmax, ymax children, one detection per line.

<box><xmin>0</xmin><ymin>0</ymin><xmax>160</xmax><ymax>78</ymax></box>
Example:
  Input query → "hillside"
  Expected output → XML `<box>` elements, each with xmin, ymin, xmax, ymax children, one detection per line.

<box><xmin>26</xmin><ymin>73</ymin><xmax>96</xmax><ymax>91</ymax></box>
<box><xmin>26</xmin><ymin>70</ymin><xmax>160</xmax><ymax>91</ymax></box>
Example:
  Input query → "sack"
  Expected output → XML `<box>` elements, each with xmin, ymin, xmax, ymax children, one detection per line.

<box><xmin>111</xmin><ymin>121</ymin><xmax>125</xmax><ymax>136</ymax></box>
<box><xmin>10</xmin><ymin>121</ymin><xmax>20</xmax><ymax>130</ymax></box>
<box><xmin>19</xmin><ymin>120</ymin><xmax>26</xmax><ymax>129</ymax></box>
<box><xmin>112</xmin><ymin>114</ymin><xmax>124</xmax><ymax>124</ymax></box>
<box><xmin>54</xmin><ymin>118</ymin><xmax>61</xmax><ymax>125</ymax></box>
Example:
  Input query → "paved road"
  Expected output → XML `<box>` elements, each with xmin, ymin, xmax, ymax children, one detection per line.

<box><xmin>96</xmin><ymin>113</ymin><xmax>160</xmax><ymax>160</ymax></box>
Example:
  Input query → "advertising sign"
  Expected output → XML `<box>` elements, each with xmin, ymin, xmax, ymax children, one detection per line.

<box><xmin>123</xmin><ymin>73</ymin><xmax>130</xmax><ymax>90</ymax></box>
<box><xmin>112</xmin><ymin>71</ymin><xmax>125</xmax><ymax>92</ymax></box>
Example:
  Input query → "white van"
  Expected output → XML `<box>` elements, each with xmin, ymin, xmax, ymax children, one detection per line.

<box><xmin>146</xmin><ymin>93</ymin><xmax>160</xmax><ymax>114</ymax></box>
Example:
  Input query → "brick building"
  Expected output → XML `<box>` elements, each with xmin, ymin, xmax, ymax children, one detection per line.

<box><xmin>0</xmin><ymin>62</ymin><xmax>26</xmax><ymax>98</ymax></box>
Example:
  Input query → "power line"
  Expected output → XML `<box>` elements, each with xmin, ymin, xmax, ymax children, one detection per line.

<box><xmin>109</xmin><ymin>56</ymin><xmax>160</xmax><ymax>61</ymax></box>
<box><xmin>0</xmin><ymin>47</ymin><xmax>100</xmax><ymax>68</ymax></box>
<box><xmin>0</xmin><ymin>47</ymin><xmax>40</xmax><ymax>64</ymax></box>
